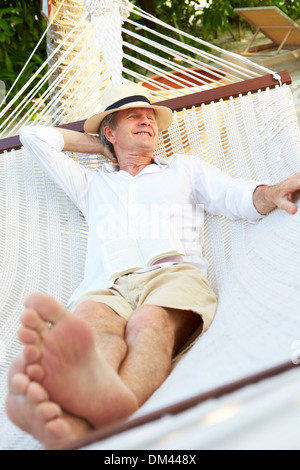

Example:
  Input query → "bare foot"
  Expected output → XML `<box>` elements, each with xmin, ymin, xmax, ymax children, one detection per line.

<box><xmin>6</xmin><ymin>355</ymin><xmax>91</xmax><ymax>449</ymax></box>
<box><xmin>18</xmin><ymin>293</ymin><xmax>138</xmax><ymax>429</ymax></box>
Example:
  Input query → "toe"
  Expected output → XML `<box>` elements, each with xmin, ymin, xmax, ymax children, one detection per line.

<box><xmin>36</xmin><ymin>401</ymin><xmax>62</xmax><ymax>421</ymax></box>
<box><xmin>20</xmin><ymin>308</ymin><xmax>46</xmax><ymax>334</ymax></box>
<box><xmin>18</xmin><ymin>326</ymin><xmax>39</xmax><ymax>345</ymax></box>
<box><xmin>7</xmin><ymin>355</ymin><xmax>26</xmax><ymax>382</ymax></box>
<box><xmin>45</xmin><ymin>418</ymin><xmax>76</xmax><ymax>449</ymax></box>
<box><xmin>23</xmin><ymin>344</ymin><xmax>42</xmax><ymax>364</ymax></box>
<box><xmin>25</xmin><ymin>293</ymin><xmax>67</xmax><ymax>324</ymax></box>
<box><xmin>27</xmin><ymin>381</ymin><xmax>49</xmax><ymax>404</ymax></box>
<box><xmin>11</xmin><ymin>373</ymin><xmax>30</xmax><ymax>394</ymax></box>
<box><xmin>27</xmin><ymin>363</ymin><xmax>45</xmax><ymax>382</ymax></box>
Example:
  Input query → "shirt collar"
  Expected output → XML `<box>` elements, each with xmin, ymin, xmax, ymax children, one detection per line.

<box><xmin>101</xmin><ymin>156</ymin><xmax>170</xmax><ymax>174</ymax></box>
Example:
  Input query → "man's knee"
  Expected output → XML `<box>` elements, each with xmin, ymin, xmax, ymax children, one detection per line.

<box><xmin>74</xmin><ymin>300</ymin><xmax>126</xmax><ymax>330</ymax></box>
<box><xmin>74</xmin><ymin>301</ymin><xmax>128</xmax><ymax>363</ymax></box>
<box><xmin>74</xmin><ymin>300</ymin><xmax>106</xmax><ymax>319</ymax></box>
<box><xmin>126</xmin><ymin>305</ymin><xmax>203</xmax><ymax>357</ymax></box>
<box><xmin>126</xmin><ymin>305</ymin><xmax>175</xmax><ymax>347</ymax></box>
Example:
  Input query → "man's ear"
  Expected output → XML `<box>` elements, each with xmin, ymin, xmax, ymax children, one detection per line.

<box><xmin>103</xmin><ymin>126</ymin><xmax>116</xmax><ymax>145</ymax></box>
<box><xmin>102</xmin><ymin>126</ymin><xmax>118</xmax><ymax>163</ymax></box>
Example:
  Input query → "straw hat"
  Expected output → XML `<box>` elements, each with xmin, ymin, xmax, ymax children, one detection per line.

<box><xmin>84</xmin><ymin>82</ymin><xmax>173</xmax><ymax>134</ymax></box>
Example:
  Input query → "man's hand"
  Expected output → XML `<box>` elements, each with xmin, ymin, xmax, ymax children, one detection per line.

<box><xmin>253</xmin><ymin>173</ymin><xmax>300</xmax><ymax>216</ymax></box>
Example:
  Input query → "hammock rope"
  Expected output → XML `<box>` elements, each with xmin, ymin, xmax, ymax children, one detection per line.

<box><xmin>0</xmin><ymin>13</ymin><xmax>91</xmax><ymax>133</ymax></box>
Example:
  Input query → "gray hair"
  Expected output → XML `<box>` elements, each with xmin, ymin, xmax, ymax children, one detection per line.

<box><xmin>99</xmin><ymin>112</ymin><xmax>118</xmax><ymax>161</ymax></box>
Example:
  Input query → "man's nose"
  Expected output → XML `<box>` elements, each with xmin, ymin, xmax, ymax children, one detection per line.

<box><xmin>139</xmin><ymin>114</ymin><xmax>152</xmax><ymax>125</ymax></box>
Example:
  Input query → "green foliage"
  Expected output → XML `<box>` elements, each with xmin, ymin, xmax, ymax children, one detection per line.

<box><xmin>123</xmin><ymin>0</ymin><xmax>205</xmax><ymax>82</ymax></box>
<box><xmin>132</xmin><ymin>0</ymin><xmax>204</xmax><ymax>41</ymax></box>
<box><xmin>148</xmin><ymin>0</ymin><xmax>203</xmax><ymax>37</ymax></box>
<box><xmin>201</xmin><ymin>0</ymin><xmax>300</xmax><ymax>40</ymax></box>
<box><xmin>280</xmin><ymin>0</ymin><xmax>300</xmax><ymax>20</ymax></box>
<box><xmin>201</xmin><ymin>0</ymin><xmax>236</xmax><ymax>39</ymax></box>
<box><xmin>0</xmin><ymin>0</ymin><xmax>47</xmax><ymax>125</ymax></box>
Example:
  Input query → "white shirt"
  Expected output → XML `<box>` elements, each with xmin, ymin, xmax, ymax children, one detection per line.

<box><xmin>20</xmin><ymin>125</ymin><xmax>267</xmax><ymax>306</ymax></box>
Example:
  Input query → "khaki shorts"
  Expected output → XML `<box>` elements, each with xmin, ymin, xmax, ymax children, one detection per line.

<box><xmin>70</xmin><ymin>264</ymin><xmax>218</xmax><ymax>334</ymax></box>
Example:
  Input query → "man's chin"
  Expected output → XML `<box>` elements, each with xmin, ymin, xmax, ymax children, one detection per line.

<box><xmin>133</xmin><ymin>140</ymin><xmax>157</xmax><ymax>152</ymax></box>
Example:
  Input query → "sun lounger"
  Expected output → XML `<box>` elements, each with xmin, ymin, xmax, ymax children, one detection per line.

<box><xmin>235</xmin><ymin>6</ymin><xmax>300</xmax><ymax>55</ymax></box>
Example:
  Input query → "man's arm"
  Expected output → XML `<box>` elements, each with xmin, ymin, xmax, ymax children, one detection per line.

<box><xmin>253</xmin><ymin>173</ymin><xmax>300</xmax><ymax>216</ymax></box>
<box><xmin>19</xmin><ymin>125</ymin><xmax>97</xmax><ymax>217</ymax></box>
<box><xmin>54</xmin><ymin>127</ymin><xmax>116</xmax><ymax>162</ymax></box>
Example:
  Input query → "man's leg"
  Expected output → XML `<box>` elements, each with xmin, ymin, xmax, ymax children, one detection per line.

<box><xmin>119</xmin><ymin>305</ymin><xmax>202</xmax><ymax>405</ymax></box>
<box><xmin>74</xmin><ymin>300</ymin><xmax>128</xmax><ymax>371</ymax></box>
<box><xmin>75</xmin><ymin>301</ymin><xmax>201</xmax><ymax>406</ymax></box>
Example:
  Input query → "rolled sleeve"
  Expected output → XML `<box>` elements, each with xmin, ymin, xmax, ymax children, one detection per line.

<box><xmin>36</xmin><ymin>125</ymin><xmax>65</xmax><ymax>151</ymax></box>
<box><xmin>229</xmin><ymin>180</ymin><xmax>272</xmax><ymax>223</ymax></box>
<box><xmin>189</xmin><ymin>155</ymin><xmax>271</xmax><ymax>222</ymax></box>
<box><xmin>20</xmin><ymin>125</ymin><xmax>64</xmax><ymax>153</ymax></box>
<box><xmin>20</xmin><ymin>125</ymin><xmax>91</xmax><ymax>217</ymax></box>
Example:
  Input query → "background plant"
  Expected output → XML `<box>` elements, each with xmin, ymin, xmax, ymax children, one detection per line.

<box><xmin>0</xmin><ymin>0</ymin><xmax>47</xmax><ymax>126</ymax></box>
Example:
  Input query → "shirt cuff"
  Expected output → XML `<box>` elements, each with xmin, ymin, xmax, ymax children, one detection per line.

<box><xmin>249</xmin><ymin>180</ymin><xmax>272</xmax><ymax>222</ymax></box>
<box><xmin>35</xmin><ymin>125</ymin><xmax>65</xmax><ymax>152</ymax></box>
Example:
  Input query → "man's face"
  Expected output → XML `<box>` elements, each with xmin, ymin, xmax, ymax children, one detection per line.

<box><xmin>105</xmin><ymin>107</ymin><xmax>159</xmax><ymax>156</ymax></box>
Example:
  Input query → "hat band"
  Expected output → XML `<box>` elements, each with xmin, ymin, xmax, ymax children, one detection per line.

<box><xmin>105</xmin><ymin>95</ymin><xmax>151</xmax><ymax>112</ymax></box>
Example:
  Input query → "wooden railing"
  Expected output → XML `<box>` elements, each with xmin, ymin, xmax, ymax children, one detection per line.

<box><xmin>0</xmin><ymin>71</ymin><xmax>292</xmax><ymax>154</ymax></box>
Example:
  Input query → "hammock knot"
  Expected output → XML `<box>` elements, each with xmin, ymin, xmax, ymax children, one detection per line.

<box><xmin>84</xmin><ymin>0</ymin><xmax>132</xmax><ymax>86</ymax></box>
<box><xmin>273</xmin><ymin>73</ymin><xmax>283</xmax><ymax>87</ymax></box>
<box><xmin>84</xmin><ymin>0</ymin><xmax>132</xmax><ymax>21</ymax></box>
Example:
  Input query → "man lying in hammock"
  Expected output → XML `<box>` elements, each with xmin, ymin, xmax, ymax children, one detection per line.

<box><xmin>6</xmin><ymin>82</ymin><xmax>300</xmax><ymax>449</ymax></box>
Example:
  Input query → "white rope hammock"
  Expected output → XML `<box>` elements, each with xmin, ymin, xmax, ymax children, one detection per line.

<box><xmin>0</xmin><ymin>0</ymin><xmax>299</xmax><ymax>450</ymax></box>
